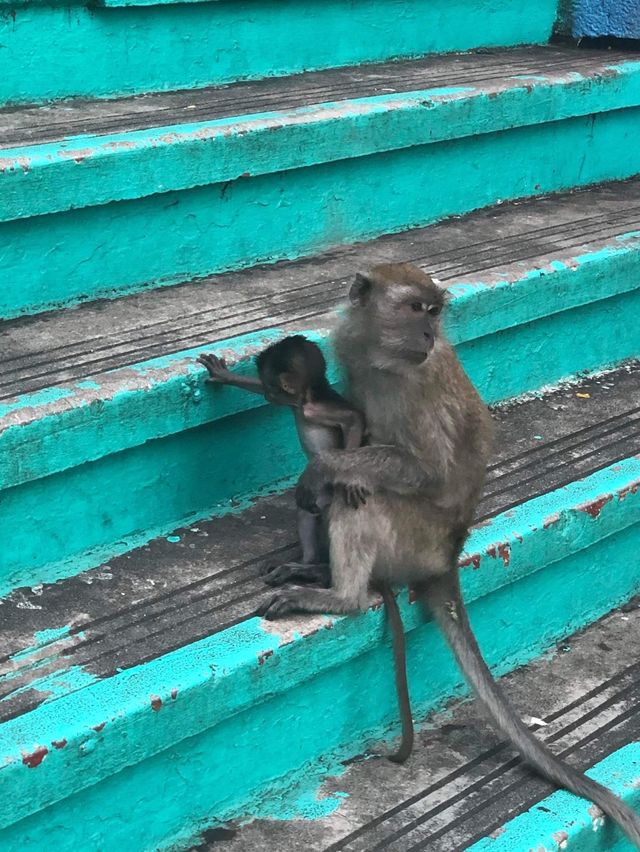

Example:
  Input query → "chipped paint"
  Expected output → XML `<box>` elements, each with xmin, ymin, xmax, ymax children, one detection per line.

<box><xmin>21</xmin><ymin>747</ymin><xmax>48</xmax><ymax>769</ymax></box>
<box><xmin>150</xmin><ymin>695</ymin><xmax>162</xmax><ymax>711</ymax></box>
<box><xmin>552</xmin><ymin>829</ymin><xmax>569</xmax><ymax>848</ymax></box>
<box><xmin>578</xmin><ymin>494</ymin><xmax>614</xmax><ymax>519</ymax></box>
<box><xmin>497</xmin><ymin>543</ymin><xmax>511</xmax><ymax>566</ymax></box>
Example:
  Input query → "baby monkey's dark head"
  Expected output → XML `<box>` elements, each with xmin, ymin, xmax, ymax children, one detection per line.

<box><xmin>256</xmin><ymin>335</ymin><xmax>328</xmax><ymax>404</ymax></box>
<box><xmin>348</xmin><ymin>263</ymin><xmax>446</xmax><ymax>370</ymax></box>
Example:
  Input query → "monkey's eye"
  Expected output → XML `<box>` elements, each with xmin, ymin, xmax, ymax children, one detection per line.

<box><xmin>427</xmin><ymin>305</ymin><xmax>442</xmax><ymax>317</ymax></box>
<box><xmin>410</xmin><ymin>302</ymin><xmax>427</xmax><ymax>313</ymax></box>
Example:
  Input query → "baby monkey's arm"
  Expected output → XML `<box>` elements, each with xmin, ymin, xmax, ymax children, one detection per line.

<box><xmin>302</xmin><ymin>395</ymin><xmax>365</xmax><ymax>450</ymax></box>
<box><xmin>198</xmin><ymin>352</ymin><xmax>293</xmax><ymax>406</ymax></box>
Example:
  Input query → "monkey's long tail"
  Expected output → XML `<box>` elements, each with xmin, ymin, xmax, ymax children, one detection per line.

<box><xmin>421</xmin><ymin>571</ymin><xmax>640</xmax><ymax>849</ymax></box>
<box><xmin>380</xmin><ymin>583</ymin><xmax>414</xmax><ymax>763</ymax></box>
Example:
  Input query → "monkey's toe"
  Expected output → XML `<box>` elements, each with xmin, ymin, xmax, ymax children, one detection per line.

<box><xmin>262</xmin><ymin>564</ymin><xmax>295</xmax><ymax>587</ymax></box>
<box><xmin>256</xmin><ymin>592</ymin><xmax>300</xmax><ymax>619</ymax></box>
<box><xmin>262</xmin><ymin>562</ymin><xmax>330</xmax><ymax>587</ymax></box>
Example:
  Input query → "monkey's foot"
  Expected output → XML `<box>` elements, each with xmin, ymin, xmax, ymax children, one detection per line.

<box><xmin>260</xmin><ymin>562</ymin><xmax>329</xmax><ymax>587</ymax></box>
<box><xmin>256</xmin><ymin>587</ymin><xmax>360</xmax><ymax>618</ymax></box>
<box><xmin>256</xmin><ymin>590</ymin><xmax>305</xmax><ymax>619</ymax></box>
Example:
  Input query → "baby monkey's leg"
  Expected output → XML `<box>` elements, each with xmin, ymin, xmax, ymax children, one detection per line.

<box><xmin>262</xmin><ymin>507</ymin><xmax>330</xmax><ymax>587</ymax></box>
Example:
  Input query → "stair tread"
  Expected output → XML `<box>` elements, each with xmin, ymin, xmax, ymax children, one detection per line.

<box><xmin>1</xmin><ymin>362</ymin><xmax>638</xmax><ymax>727</ymax></box>
<box><xmin>2</xmin><ymin>178</ymin><xmax>640</xmax><ymax>405</ymax></box>
<box><xmin>0</xmin><ymin>45</ymin><xmax>632</xmax><ymax>149</ymax></box>
<box><xmin>194</xmin><ymin>600</ymin><xmax>640</xmax><ymax>851</ymax></box>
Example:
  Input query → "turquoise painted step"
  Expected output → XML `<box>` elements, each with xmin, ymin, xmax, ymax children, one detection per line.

<box><xmin>471</xmin><ymin>744</ymin><xmax>640</xmax><ymax>851</ymax></box>
<box><xmin>1</xmin><ymin>180</ymin><xmax>639</xmax><ymax>591</ymax></box>
<box><xmin>0</xmin><ymin>0</ymin><xmax>558</xmax><ymax>105</ymax></box>
<box><xmin>1</xmin><ymin>451</ymin><xmax>639</xmax><ymax>850</ymax></box>
<box><xmin>1</xmin><ymin>47</ymin><xmax>640</xmax><ymax>318</ymax></box>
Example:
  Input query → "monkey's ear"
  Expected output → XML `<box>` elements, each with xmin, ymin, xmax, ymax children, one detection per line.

<box><xmin>279</xmin><ymin>372</ymin><xmax>299</xmax><ymax>395</ymax></box>
<box><xmin>349</xmin><ymin>273</ymin><xmax>373</xmax><ymax>306</ymax></box>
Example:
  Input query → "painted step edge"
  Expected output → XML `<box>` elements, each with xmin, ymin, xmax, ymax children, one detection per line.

<box><xmin>2</xmin><ymin>59</ymin><xmax>640</xmax><ymax>223</ymax></box>
<box><xmin>1</xmin><ymin>235</ymin><xmax>639</xmax><ymax>494</ymax></box>
<box><xmin>1</xmin><ymin>459</ymin><xmax>639</xmax><ymax>833</ymax></box>
<box><xmin>470</xmin><ymin>742</ymin><xmax>640</xmax><ymax>851</ymax></box>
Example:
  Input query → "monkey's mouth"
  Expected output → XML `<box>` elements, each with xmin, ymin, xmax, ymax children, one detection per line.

<box><xmin>405</xmin><ymin>349</ymin><xmax>430</xmax><ymax>364</ymax></box>
<box><xmin>407</xmin><ymin>338</ymin><xmax>434</xmax><ymax>363</ymax></box>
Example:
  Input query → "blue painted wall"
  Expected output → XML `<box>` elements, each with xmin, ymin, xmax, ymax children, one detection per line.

<box><xmin>573</xmin><ymin>0</ymin><xmax>640</xmax><ymax>38</ymax></box>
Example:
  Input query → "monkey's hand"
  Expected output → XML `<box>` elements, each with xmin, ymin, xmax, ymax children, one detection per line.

<box><xmin>297</xmin><ymin>456</ymin><xmax>371</xmax><ymax>511</ymax></box>
<box><xmin>197</xmin><ymin>353</ymin><xmax>231</xmax><ymax>384</ymax></box>
<box><xmin>336</xmin><ymin>483</ymin><xmax>370</xmax><ymax>509</ymax></box>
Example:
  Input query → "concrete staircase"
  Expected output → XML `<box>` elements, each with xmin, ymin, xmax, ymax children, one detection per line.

<box><xmin>0</xmin><ymin>0</ymin><xmax>639</xmax><ymax>848</ymax></box>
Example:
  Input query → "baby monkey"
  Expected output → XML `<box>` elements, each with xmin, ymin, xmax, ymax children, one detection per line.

<box><xmin>198</xmin><ymin>336</ymin><xmax>414</xmax><ymax>762</ymax></box>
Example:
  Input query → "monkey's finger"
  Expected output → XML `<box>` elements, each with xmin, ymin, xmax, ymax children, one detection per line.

<box><xmin>348</xmin><ymin>489</ymin><xmax>361</xmax><ymax>509</ymax></box>
<box><xmin>254</xmin><ymin>597</ymin><xmax>276</xmax><ymax>617</ymax></box>
<box><xmin>345</xmin><ymin>485</ymin><xmax>368</xmax><ymax>508</ymax></box>
<box><xmin>198</xmin><ymin>353</ymin><xmax>226</xmax><ymax>371</ymax></box>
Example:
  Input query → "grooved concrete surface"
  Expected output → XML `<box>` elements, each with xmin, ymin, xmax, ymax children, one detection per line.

<box><xmin>190</xmin><ymin>599</ymin><xmax>640</xmax><ymax>851</ymax></box>
<box><xmin>1</xmin><ymin>46</ymin><xmax>631</xmax><ymax>148</ymax></box>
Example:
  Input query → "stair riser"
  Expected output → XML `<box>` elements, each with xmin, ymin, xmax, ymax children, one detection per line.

<box><xmin>3</xmin><ymin>513</ymin><xmax>640</xmax><ymax>850</ymax></box>
<box><xmin>2</xmin><ymin>106</ymin><xmax>639</xmax><ymax>320</ymax></box>
<box><xmin>0</xmin><ymin>0</ymin><xmax>558</xmax><ymax>106</ymax></box>
<box><xmin>0</xmin><ymin>404</ymin><xmax>303</xmax><ymax>597</ymax></box>
<box><xmin>2</xmin><ymin>280</ymin><xmax>639</xmax><ymax>595</ymax></box>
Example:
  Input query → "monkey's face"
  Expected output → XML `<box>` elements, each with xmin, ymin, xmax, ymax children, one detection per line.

<box><xmin>349</xmin><ymin>264</ymin><xmax>446</xmax><ymax>370</ymax></box>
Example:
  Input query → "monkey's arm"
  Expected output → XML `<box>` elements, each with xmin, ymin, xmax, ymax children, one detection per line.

<box><xmin>296</xmin><ymin>445</ymin><xmax>438</xmax><ymax>511</ymax></box>
<box><xmin>302</xmin><ymin>400</ymin><xmax>365</xmax><ymax>450</ymax></box>
<box><xmin>198</xmin><ymin>353</ymin><xmax>266</xmax><ymax>396</ymax></box>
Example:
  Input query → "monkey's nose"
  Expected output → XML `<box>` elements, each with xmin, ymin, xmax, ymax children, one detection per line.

<box><xmin>423</xmin><ymin>331</ymin><xmax>435</xmax><ymax>353</ymax></box>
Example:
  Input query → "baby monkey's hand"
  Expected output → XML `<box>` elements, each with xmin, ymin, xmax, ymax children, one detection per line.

<box><xmin>198</xmin><ymin>353</ymin><xmax>231</xmax><ymax>384</ymax></box>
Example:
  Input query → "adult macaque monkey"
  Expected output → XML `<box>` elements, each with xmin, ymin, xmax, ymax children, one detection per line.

<box><xmin>259</xmin><ymin>263</ymin><xmax>640</xmax><ymax>845</ymax></box>
<box><xmin>198</xmin><ymin>336</ymin><xmax>414</xmax><ymax>762</ymax></box>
